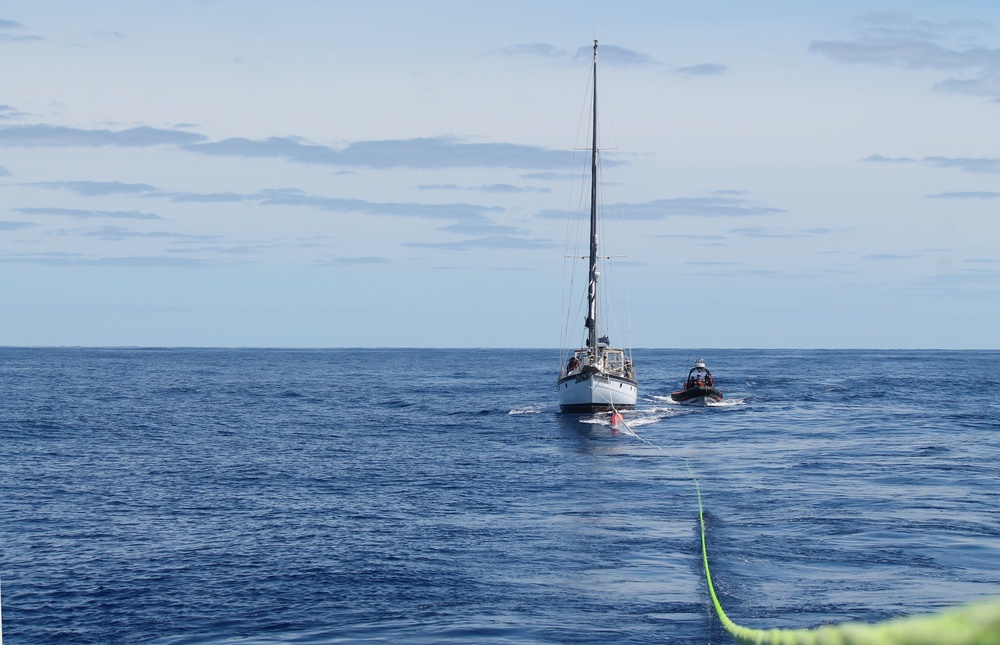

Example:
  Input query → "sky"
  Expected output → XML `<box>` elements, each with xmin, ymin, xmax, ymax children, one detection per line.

<box><xmin>1</xmin><ymin>1</ymin><xmax>999</xmax><ymax>348</ymax></box>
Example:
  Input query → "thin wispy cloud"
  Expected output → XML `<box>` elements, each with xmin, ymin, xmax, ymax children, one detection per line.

<box><xmin>672</xmin><ymin>63</ymin><xmax>728</xmax><ymax>76</ymax></box>
<box><xmin>0</xmin><ymin>251</ymin><xmax>82</xmax><ymax>264</ymax></box>
<box><xmin>34</xmin><ymin>181</ymin><xmax>261</xmax><ymax>204</ymax></box>
<box><xmin>686</xmin><ymin>260</ymin><xmax>741</xmax><ymax>266</ymax></box>
<box><xmin>417</xmin><ymin>184</ymin><xmax>463</xmax><ymax>191</ymax></box>
<box><xmin>688</xmin><ymin>267</ymin><xmax>807</xmax><ymax>280</ymax></box>
<box><xmin>865</xmin><ymin>154</ymin><xmax>1000</xmax><ymax>174</ymax></box>
<box><xmin>0</xmin><ymin>34</ymin><xmax>40</xmax><ymax>42</ymax></box>
<box><xmin>31</xmin><ymin>180</ymin><xmax>163</xmax><ymax>197</ymax></box>
<box><xmin>438</xmin><ymin>220</ymin><xmax>527</xmax><ymax>237</ymax></box>
<box><xmin>844</xmin><ymin>12</ymin><xmax>993</xmax><ymax>38</ymax></box>
<box><xmin>169</xmin><ymin>192</ymin><xmax>249</xmax><ymax>203</ymax></box>
<box><xmin>269</xmin><ymin>192</ymin><xmax>541</xmax><ymax>244</ymax></box>
<box><xmin>14</xmin><ymin>206</ymin><xmax>162</xmax><ymax>220</ymax></box>
<box><xmin>61</xmin><ymin>225</ymin><xmax>222</xmax><ymax>242</ymax></box>
<box><xmin>934</xmin><ymin>74</ymin><xmax>1000</xmax><ymax>98</ymax></box>
<box><xmin>32</xmin><ymin>180</ymin><xmax>511</xmax><ymax>226</ymax></box>
<box><xmin>0</xmin><ymin>220</ymin><xmax>36</xmax><ymax>230</ymax></box>
<box><xmin>478</xmin><ymin>183</ymin><xmax>549</xmax><ymax>194</ymax></box>
<box><xmin>0</xmin><ymin>250</ymin><xmax>211</xmax><ymax>267</ymax></box>
<box><xmin>753</xmin><ymin>227</ymin><xmax>848</xmax><ymax>239</ymax></box>
<box><xmin>573</xmin><ymin>44</ymin><xmax>656</xmax><ymax>67</ymax></box>
<box><xmin>91</xmin><ymin>30</ymin><xmax>127</xmax><ymax>40</ymax></box>
<box><xmin>0</xmin><ymin>18</ymin><xmax>41</xmax><ymax>42</ymax></box>
<box><xmin>730</xmin><ymin>227</ymin><xmax>811</xmax><ymax>239</ymax></box>
<box><xmin>810</xmin><ymin>12</ymin><xmax>1000</xmax><ymax>101</ymax></box>
<box><xmin>6</xmin><ymin>123</ymin><xmax>577</xmax><ymax>171</ymax></box>
<box><xmin>0</xmin><ymin>124</ymin><xmax>205</xmax><ymax>147</ymax></box>
<box><xmin>521</xmin><ymin>172</ymin><xmax>567</xmax><ymax>181</ymax></box>
<box><xmin>864</xmin><ymin>154</ymin><xmax>916</xmax><ymax>163</ymax></box>
<box><xmin>254</xmin><ymin>188</ymin><xmax>504</xmax><ymax>221</ymax></box>
<box><xmin>926</xmin><ymin>191</ymin><xmax>1000</xmax><ymax>199</ymax></box>
<box><xmin>804</xmin><ymin>227</ymin><xmax>854</xmax><ymax>235</ymax></box>
<box><xmin>405</xmin><ymin>234</ymin><xmax>556</xmax><ymax>251</ymax></box>
<box><xmin>924</xmin><ymin>156</ymin><xmax>1000</xmax><ymax>174</ymax></box>
<box><xmin>811</xmin><ymin>39</ymin><xmax>1000</xmax><ymax>70</ymax></box>
<box><xmin>165</xmin><ymin>244</ymin><xmax>263</xmax><ymax>256</ymax></box>
<box><xmin>327</xmin><ymin>256</ymin><xmax>393</xmax><ymax>266</ymax></box>
<box><xmin>418</xmin><ymin>182</ymin><xmax>549</xmax><ymax>194</ymax></box>
<box><xmin>637</xmin><ymin>197</ymin><xmax>786</xmax><ymax>218</ymax></box>
<box><xmin>81</xmin><ymin>256</ymin><xmax>211</xmax><ymax>268</ymax></box>
<box><xmin>185</xmin><ymin>135</ymin><xmax>574</xmax><ymax>170</ymax></box>
<box><xmin>498</xmin><ymin>43</ymin><xmax>567</xmax><ymax>58</ymax></box>
<box><xmin>497</xmin><ymin>42</ymin><xmax>655</xmax><ymax>67</ymax></box>
<box><xmin>0</xmin><ymin>104</ymin><xmax>24</xmax><ymax>121</ymax></box>
<box><xmin>538</xmin><ymin>195</ymin><xmax>786</xmax><ymax>220</ymax></box>
<box><xmin>656</xmin><ymin>233</ymin><xmax>726</xmax><ymax>241</ymax></box>
<box><xmin>863</xmin><ymin>253</ymin><xmax>916</xmax><ymax>261</ymax></box>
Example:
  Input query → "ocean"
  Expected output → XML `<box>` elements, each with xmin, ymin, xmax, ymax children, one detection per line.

<box><xmin>1</xmin><ymin>348</ymin><xmax>998</xmax><ymax>644</ymax></box>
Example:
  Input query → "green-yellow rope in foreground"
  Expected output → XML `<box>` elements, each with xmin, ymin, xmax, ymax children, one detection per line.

<box><xmin>693</xmin><ymin>475</ymin><xmax>1000</xmax><ymax>645</ymax></box>
<box><xmin>617</xmin><ymin>417</ymin><xmax>1000</xmax><ymax>644</ymax></box>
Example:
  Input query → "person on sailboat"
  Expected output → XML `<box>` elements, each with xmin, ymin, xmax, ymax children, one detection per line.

<box><xmin>567</xmin><ymin>355</ymin><xmax>581</xmax><ymax>374</ymax></box>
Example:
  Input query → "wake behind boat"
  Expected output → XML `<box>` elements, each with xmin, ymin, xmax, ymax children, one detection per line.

<box><xmin>670</xmin><ymin>359</ymin><xmax>723</xmax><ymax>405</ymax></box>
<box><xmin>557</xmin><ymin>41</ymin><xmax>638</xmax><ymax>414</ymax></box>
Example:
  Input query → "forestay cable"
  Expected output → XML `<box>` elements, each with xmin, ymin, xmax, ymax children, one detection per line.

<box><xmin>612</xmin><ymin>416</ymin><xmax>1000</xmax><ymax>645</ymax></box>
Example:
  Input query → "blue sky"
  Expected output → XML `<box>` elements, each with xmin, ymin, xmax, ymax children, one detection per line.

<box><xmin>2</xmin><ymin>1</ymin><xmax>999</xmax><ymax>348</ymax></box>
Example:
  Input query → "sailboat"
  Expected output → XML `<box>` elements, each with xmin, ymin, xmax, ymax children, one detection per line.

<box><xmin>557</xmin><ymin>40</ymin><xmax>638</xmax><ymax>414</ymax></box>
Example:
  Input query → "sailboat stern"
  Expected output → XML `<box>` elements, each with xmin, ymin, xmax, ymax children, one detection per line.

<box><xmin>557</xmin><ymin>348</ymin><xmax>637</xmax><ymax>413</ymax></box>
<box><xmin>557</xmin><ymin>371</ymin><xmax>638</xmax><ymax>413</ymax></box>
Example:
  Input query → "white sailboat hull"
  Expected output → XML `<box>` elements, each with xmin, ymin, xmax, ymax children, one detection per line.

<box><xmin>557</xmin><ymin>371</ymin><xmax>638</xmax><ymax>413</ymax></box>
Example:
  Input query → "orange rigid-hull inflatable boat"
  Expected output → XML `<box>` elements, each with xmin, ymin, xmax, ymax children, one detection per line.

<box><xmin>670</xmin><ymin>359</ymin><xmax>723</xmax><ymax>405</ymax></box>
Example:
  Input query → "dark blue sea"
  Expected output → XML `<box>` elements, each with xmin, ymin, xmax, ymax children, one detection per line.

<box><xmin>1</xmin><ymin>348</ymin><xmax>998</xmax><ymax>644</ymax></box>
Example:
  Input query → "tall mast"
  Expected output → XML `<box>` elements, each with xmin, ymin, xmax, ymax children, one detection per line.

<box><xmin>586</xmin><ymin>39</ymin><xmax>599</xmax><ymax>355</ymax></box>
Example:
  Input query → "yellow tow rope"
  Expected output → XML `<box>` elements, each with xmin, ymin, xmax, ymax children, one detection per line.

<box><xmin>694</xmin><ymin>477</ymin><xmax>1000</xmax><ymax>645</ymax></box>
<box><xmin>614</xmin><ymin>414</ymin><xmax>1000</xmax><ymax>644</ymax></box>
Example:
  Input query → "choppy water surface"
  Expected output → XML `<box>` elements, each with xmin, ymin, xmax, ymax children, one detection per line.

<box><xmin>1</xmin><ymin>348</ymin><xmax>998</xmax><ymax>643</ymax></box>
